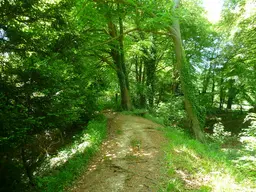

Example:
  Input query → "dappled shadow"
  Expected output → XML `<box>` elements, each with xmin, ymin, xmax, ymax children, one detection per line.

<box><xmin>164</xmin><ymin>128</ymin><xmax>256</xmax><ymax>192</ymax></box>
<box><xmin>70</xmin><ymin>114</ymin><xmax>167</xmax><ymax>192</ymax></box>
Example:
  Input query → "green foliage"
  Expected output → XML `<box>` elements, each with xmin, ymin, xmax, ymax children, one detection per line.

<box><xmin>240</xmin><ymin>113</ymin><xmax>256</xmax><ymax>139</ymax></box>
<box><xmin>0</xmin><ymin>0</ymin><xmax>108</xmax><ymax>190</ymax></box>
<box><xmin>212</xmin><ymin>0</ymin><xmax>256</xmax><ymax>110</ymax></box>
<box><xmin>160</xmin><ymin>125</ymin><xmax>255</xmax><ymax>191</ymax></box>
<box><xmin>181</xmin><ymin>57</ymin><xmax>207</xmax><ymax>132</ymax></box>
<box><xmin>35</xmin><ymin>116</ymin><xmax>107</xmax><ymax>192</ymax></box>
<box><xmin>144</xmin><ymin>113</ymin><xmax>166</xmax><ymax>126</ymax></box>
<box><xmin>154</xmin><ymin>97</ymin><xmax>186</xmax><ymax>125</ymax></box>
<box><xmin>227</xmin><ymin>113</ymin><xmax>256</xmax><ymax>177</ymax></box>
<box><xmin>207</xmin><ymin>122</ymin><xmax>232</xmax><ymax>144</ymax></box>
<box><xmin>97</xmin><ymin>93</ymin><xmax>121</xmax><ymax>111</ymax></box>
<box><xmin>1</xmin><ymin>0</ymin><xmax>256</xmax><ymax>190</ymax></box>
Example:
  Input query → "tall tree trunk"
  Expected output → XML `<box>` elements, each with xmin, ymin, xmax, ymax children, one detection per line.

<box><xmin>170</xmin><ymin>0</ymin><xmax>205</xmax><ymax>142</ymax></box>
<box><xmin>137</xmin><ymin>29</ymin><xmax>157</xmax><ymax>108</ymax></box>
<box><xmin>118</xmin><ymin>11</ymin><xmax>129</xmax><ymax>92</ymax></box>
<box><xmin>108</xmin><ymin>15</ymin><xmax>132</xmax><ymax>111</ymax></box>
<box><xmin>140</xmin><ymin>61</ymin><xmax>146</xmax><ymax>108</ymax></box>
<box><xmin>211</xmin><ymin>74</ymin><xmax>215</xmax><ymax>106</ymax></box>
<box><xmin>145</xmin><ymin>36</ymin><xmax>157</xmax><ymax>108</ymax></box>
<box><xmin>219</xmin><ymin>76</ymin><xmax>224</xmax><ymax>110</ymax></box>
<box><xmin>21</xmin><ymin>147</ymin><xmax>35</xmax><ymax>187</ymax></box>
<box><xmin>227</xmin><ymin>97</ymin><xmax>233</xmax><ymax>109</ymax></box>
<box><xmin>226</xmin><ymin>79</ymin><xmax>237</xmax><ymax>110</ymax></box>
<box><xmin>135</xmin><ymin>55</ymin><xmax>146</xmax><ymax>108</ymax></box>
<box><xmin>202</xmin><ymin>64</ymin><xmax>212</xmax><ymax>94</ymax></box>
<box><xmin>118</xmin><ymin>11</ymin><xmax>132</xmax><ymax>110</ymax></box>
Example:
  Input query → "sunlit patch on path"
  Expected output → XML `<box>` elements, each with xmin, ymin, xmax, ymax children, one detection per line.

<box><xmin>70</xmin><ymin>113</ymin><xmax>166</xmax><ymax>192</ymax></box>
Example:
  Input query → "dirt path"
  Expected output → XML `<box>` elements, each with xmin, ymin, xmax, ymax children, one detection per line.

<box><xmin>70</xmin><ymin>113</ymin><xmax>167</xmax><ymax>192</ymax></box>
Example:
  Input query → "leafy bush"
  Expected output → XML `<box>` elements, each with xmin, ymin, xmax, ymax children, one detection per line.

<box><xmin>0</xmin><ymin>46</ymin><xmax>105</xmax><ymax>192</ymax></box>
<box><xmin>153</xmin><ymin>96</ymin><xmax>186</xmax><ymax>125</ymax></box>
<box><xmin>240</xmin><ymin>113</ymin><xmax>256</xmax><ymax>137</ymax></box>
<box><xmin>239</xmin><ymin>113</ymin><xmax>256</xmax><ymax>151</ymax></box>
<box><xmin>210</xmin><ymin>122</ymin><xmax>232</xmax><ymax>144</ymax></box>
<box><xmin>231</xmin><ymin>113</ymin><xmax>256</xmax><ymax>176</ymax></box>
<box><xmin>161</xmin><ymin>125</ymin><xmax>255</xmax><ymax>191</ymax></box>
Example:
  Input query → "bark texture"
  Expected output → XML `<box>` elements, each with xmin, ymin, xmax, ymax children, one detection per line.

<box><xmin>170</xmin><ymin>0</ymin><xmax>205</xmax><ymax>142</ymax></box>
<box><xmin>108</xmin><ymin>13</ymin><xmax>132</xmax><ymax>111</ymax></box>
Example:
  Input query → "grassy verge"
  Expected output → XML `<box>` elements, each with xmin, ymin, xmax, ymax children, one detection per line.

<box><xmin>122</xmin><ymin>110</ymin><xmax>166</xmax><ymax>125</ymax></box>
<box><xmin>35</xmin><ymin>115</ymin><xmax>107</xmax><ymax>192</ymax></box>
<box><xmin>143</xmin><ymin>113</ymin><xmax>166</xmax><ymax>126</ymax></box>
<box><xmin>139</xmin><ymin>112</ymin><xmax>255</xmax><ymax>191</ymax></box>
<box><xmin>159</xmin><ymin>127</ymin><xmax>256</xmax><ymax>192</ymax></box>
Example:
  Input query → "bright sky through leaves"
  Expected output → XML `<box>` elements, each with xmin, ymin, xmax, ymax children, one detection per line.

<box><xmin>203</xmin><ymin>0</ymin><xmax>223</xmax><ymax>23</ymax></box>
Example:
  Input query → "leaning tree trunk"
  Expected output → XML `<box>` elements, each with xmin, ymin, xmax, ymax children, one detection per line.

<box><xmin>170</xmin><ymin>0</ymin><xmax>205</xmax><ymax>142</ymax></box>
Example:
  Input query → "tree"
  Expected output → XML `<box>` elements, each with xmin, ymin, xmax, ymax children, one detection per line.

<box><xmin>216</xmin><ymin>0</ymin><xmax>256</xmax><ymax>110</ymax></box>
<box><xmin>170</xmin><ymin>0</ymin><xmax>205</xmax><ymax>142</ymax></box>
<box><xmin>107</xmin><ymin>3</ymin><xmax>132</xmax><ymax>110</ymax></box>
<box><xmin>0</xmin><ymin>0</ymin><xmax>105</xmax><ymax>189</ymax></box>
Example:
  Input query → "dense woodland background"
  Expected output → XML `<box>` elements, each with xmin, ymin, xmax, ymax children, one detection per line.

<box><xmin>0</xmin><ymin>0</ymin><xmax>256</xmax><ymax>191</ymax></box>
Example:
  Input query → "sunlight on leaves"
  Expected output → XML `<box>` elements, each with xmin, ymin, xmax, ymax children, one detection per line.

<box><xmin>37</xmin><ymin>133</ymin><xmax>92</xmax><ymax>174</ymax></box>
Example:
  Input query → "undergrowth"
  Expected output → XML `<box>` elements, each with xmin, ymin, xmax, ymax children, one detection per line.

<box><xmin>159</xmin><ymin>127</ymin><xmax>256</xmax><ymax>192</ymax></box>
<box><xmin>122</xmin><ymin>109</ymin><xmax>166</xmax><ymax>126</ymax></box>
<box><xmin>139</xmin><ymin>112</ymin><xmax>255</xmax><ymax>191</ymax></box>
<box><xmin>35</xmin><ymin>115</ymin><xmax>107</xmax><ymax>192</ymax></box>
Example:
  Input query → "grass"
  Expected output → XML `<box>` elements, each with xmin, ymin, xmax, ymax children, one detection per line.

<box><xmin>144</xmin><ymin>113</ymin><xmax>166</xmax><ymax>126</ymax></box>
<box><xmin>36</xmin><ymin>110</ymin><xmax>254</xmax><ymax>192</ymax></box>
<box><xmin>122</xmin><ymin>109</ymin><xmax>148</xmax><ymax>116</ymax></box>
<box><xmin>158</xmin><ymin>127</ymin><xmax>256</xmax><ymax>192</ymax></box>
<box><xmin>122</xmin><ymin>110</ymin><xmax>256</xmax><ymax>191</ymax></box>
<box><xmin>122</xmin><ymin>109</ymin><xmax>166</xmax><ymax>126</ymax></box>
<box><xmin>35</xmin><ymin>115</ymin><xmax>107</xmax><ymax>192</ymax></box>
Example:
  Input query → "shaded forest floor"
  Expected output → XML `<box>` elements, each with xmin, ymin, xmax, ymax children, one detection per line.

<box><xmin>69</xmin><ymin>112</ymin><xmax>167</xmax><ymax>192</ymax></box>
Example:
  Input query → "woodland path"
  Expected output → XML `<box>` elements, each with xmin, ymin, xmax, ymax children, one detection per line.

<box><xmin>70</xmin><ymin>112</ymin><xmax>168</xmax><ymax>192</ymax></box>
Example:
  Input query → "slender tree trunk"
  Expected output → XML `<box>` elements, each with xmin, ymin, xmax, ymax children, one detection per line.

<box><xmin>227</xmin><ymin>97</ymin><xmax>233</xmax><ymax>109</ymax></box>
<box><xmin>211</xmin><ymin>74</ymin><xmax>215</xmax><ymax>106</ymax></box>
<box><xmin>21</xmin><ymin>147</ymin><xmax>35</xmax><ymax>187</ymax></box>
<box><xmin>137</xmin><ymin>30</ymin><xmax>157</xmax><ymax>108</ymax></box>
<box><xmin>219</xmin><ymin>77</ymin><xmax>224</xmax><ymax>110</ymax></box>
<box><xmin>145</xmin><ymin>36</ymin><xmax>157</xmax><ymax>108</ymax></box>
<box><xmin>118</xmin><ymin>11</ymin><xmax>129</xmax><ymax>92</ymax></box>
<box><xmin>202</xmin><ymin>64</ymin><xmax>212</xmax><ymax>94</ymax></box>
<box><xmin>140</xmin><ymin>61</ymin><xmax>146</xmax><ymax>108</ymax></box>
<box><xmin>135</xmin><ymin>56</ymin><xmax>146</xmax><ymax>108</ymax></box>
<box><xmin>170</xmin><ymin>0</ymin><xmax>205</xmax><ymax>142</ymax></box>
<box><xmin>226</xmin><ymin>79</ymin><xmax>237</xmax><ymax>110</ymax></box>
<box><xmin>135</xmin><ymin>56</ymin><xmax>139</xmax><ymax>83</ymax></box>
<box><xmin>118</xmin><ymin>12</ymin><xmax>132</xmax><ymax>110</ymax></box>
